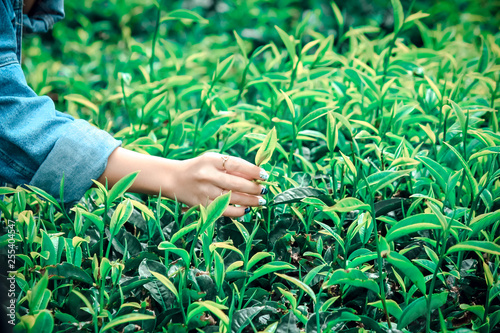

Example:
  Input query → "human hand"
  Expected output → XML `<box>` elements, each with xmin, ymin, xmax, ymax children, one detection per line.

<box><xmin>98</xmin><ymin>148</ymin><xmax>269</xmax><ymax>217</ymax></box>
<box><xmin>167</xmin><ymin>152</ymin><xmax>269</xmax><ymax>217</ymax></box>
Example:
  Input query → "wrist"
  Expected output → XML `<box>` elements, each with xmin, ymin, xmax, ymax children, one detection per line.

<box><xmin>157</xmin><ymin>158</ymin><xmax>184</xmax><ymax>199</ymax></box>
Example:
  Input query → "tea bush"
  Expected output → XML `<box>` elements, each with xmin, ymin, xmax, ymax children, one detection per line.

<box><xmin>1</xmin><ymin>0</ymin><xmax>500</xmax><ymax>332</ymax></box>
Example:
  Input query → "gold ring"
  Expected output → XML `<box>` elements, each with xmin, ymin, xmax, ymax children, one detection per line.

<box><xmin>221</xmin><ymin>155</ymin><xmax>229</xmax><ymax>172</ymax></box>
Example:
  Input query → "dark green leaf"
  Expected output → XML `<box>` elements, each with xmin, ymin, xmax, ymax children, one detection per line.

<box><xmin>31</xmin><ymin>310</ymin><xmax>54</xmax><ymax>333</ymax></box>
<box><xmin>398</xmin><ymin>292</ymin><xmax>448</xmax><ymax>329</ymax></box>
<box><xmin>231</xmin><ymin>306</ymin><xmax>268</xmax><ymax>333</ymax></box>
<box><xmin>47</xmin><ymin>263</ymin><xmax>93</xmax><ymax>285</ymax></box>
<box><xmin>271</xmin><ymin>187</ymin><xmax>326</xmax><ymax>205</ymax></box>
<box><xmin>323</xmin><ymin>269</ymin><xmax>380</xmax><ymax>295</ymax></box>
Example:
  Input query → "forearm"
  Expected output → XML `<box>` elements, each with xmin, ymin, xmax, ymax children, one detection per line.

<box><xmin>98</xmin><ymin>147</ymin><xmax>180</xmax><ymax>197</ymax></box>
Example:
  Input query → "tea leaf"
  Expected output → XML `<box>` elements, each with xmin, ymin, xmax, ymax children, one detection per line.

<box><xmin>404</xmin><ymin>11</ymin><xmax>430</xmax><ymax>24</ymax></box>
<box><xmin>47</xmin><ymin>263</ymin><xmax>93</xmax><ymax>285</ymax></box>
<box><xmin>469</xmin><ymin>211</ymin><xmax>500</xmax><ymax>237</ymax></box>
<box><xmin>326</xmin><ymin>111</ymin><xmax>338</xmax><ymax>153</ymax></box>
<box><xmin>27</xmin><ymin>185</ymin><xmax>62</xmax><ymax>211</ymax></box>
<box><xmin>0</xmin><ymin>187</ymin><xmax>17</xmax><ymax>195</ymax></box>
<box><xmin>215</xmin><ymin>55</ymin><xmax>235</xmax><ymax>81</ymax></box>
<box><xmin>101</xmin><ymin>313</ymin><xmax>156</xmax><ymax>332</ymax></box>
<box><xmin>391</xmin><ymin>0</ymin><xmax>404</xmax><ymax>32</ymax></box>
<box><xmin>255</xmin><ymin>127</ymin><xmax>277</xmax><ymax>166</ymax></box>
<box><xmin>368</xmin><ymin>300</ymin><xmax>402</xmax><ymax>320</ymax></box>
<box><xmin>210</xmin><ymin>242</ymin><xmax>244</xmax><ymax>260</ymax></box>
<box><xmin>247</xmin><ymin>252</ymin><xmax>273</xmax><ymax>270</ymax></box>
<box><xmin>275</xmin><ymin>26</ymin><xmax>296</xmax><ymax>61</ymax></box>
<box><xmin>248</xmin><ymin>261</ymin><xmax>295</xmax><ymax>283</ymax></box>
<box><xmin>170</xmin><ymin>222</ymin><xmax>198</xmax><ymax>244</ymax></box>
<box><xmin>30</xmin><ymin>272</ymin><xmax>49</xmax><ymax>311</ymax></box>
<box><xmin>275</xmin><ymin>273</ymin><xmax>317</xmax><ymax>302</ymax></box>
<box><xmin>338</xmin><ymin>151</ymin><xmax>357</xmax><ymax>177</ymax></box>
<box><xmin>325</xmin><ymin>197</ymin><xmax>370</xmax><ymax>213</ymax></box>
<box><xmin>161</xmin><ymin>9</ymin><xmax>208</xmax><ymax>23</ymax></box>
<box><xmin>199</xmin><ymin>116</ymin><xmax>231</xmax><ymax>145</ymax></box>
<box><xmin>64</xmin><ymin>94</ymin><xmax>99</xmax><ymax>114</ymax></box>
<box><xmin>232</xmin><ymin>307</ymin><xmax>268</xmax><ymax>333</ymax></box>
<box><xmin>447</xmin><ymin>241</ymin><xmax>500</xmax><ymax>256</ymax></box>
<box><xmin>171</xmin><ymin>108</ymin><xmax>200</xmax><ymax>127</ymax></box>
<box><xmin>107</xmin><ymin>171</ymin><xmax>139</xmax><ymax>206</ymax></box>
<box><xmin>415</xmin><ymin>156</ymin><xmax>449</xmax><ymax>192</ymax></box>
<box><xmin>280</xmin><ymin>90</ymin><xmax>296</xmax><ymax>118</ymax></box>
<box><xmin>323</xmin><ymin>269</ymin><xmax>380</xmax><ymax>295</ymax></box>
<box><xmin>330</xmin><ymin>2</ymin><xmax>344</xmax><ymax>28</ymax></box>
<box><xmin>386</xmin><ymin>252</ymin><xmax>426</xmax><ymax>294</ymax></box>
<box><xmin>233</xmin><ymin>30</ymin><xmax>248</xmax><ymax>59</ymax></box>
<box><xmin>271</xmin><ymin>187</ymin><xmax>326</xmax><ymax>205</ymax></box>
<box><xmin>386</xmin><ymin>213</ymin><xmax>468</xmax><ymax>242</ymax></box>
<box><xmin>468</xmin><ymin>146</ymin><xmax>500</xmax><ymax>161</ymax></box>
<box><xmin>424</xmin><ymin>75</ymin><xmax>442</xmax><ymax>101</ymax></box>
<box><xmin>158</xmin><ymin>242</ymin><xmax>191</xmax><ymax>266</ymax></box>
<box><xmin>187</xmin><ymin>301</ymin><xmax>229</xmax><ymax>327</ymax></box>
<box><xmin>199</xmin><ymin>191</ymin><xmax>231</xmax><ymax>234</ymax></box>
<box><xmin>478</xmin><ymin>36</ymin><xmax>489</xmax><ymax>73</ymax></box>
<box><xmin>299</xmin><ymin>107</ymin><xmax>331</xmax><ymax>130</ymax></box>
<box><xmin>359</xmin><ymin>170</ymin><xmax>410</xmax><ymax>194</ymax></box>
<box><xmin>31</xmin><ymin>310</ymin><xmax>54</xmax><ymax>333</ymax></box>
<box><xmin>143</xmin><ymin>92</ymin><xmax>167</xmax><ymax>119</ymax></box>
<box><xmin>443</xmin><ymin>142</ymin><xmax>478</xmax><ymax>198</ymax></box>
<box><xmin>151</xmin><ymin>271</ymin><xmax>179</xmax><ymax>301</ymax></box>
<box><xmin>41</xmin><ymin>230</ymin><xmax>57</xmax><ymax>266</ymax></box>
<box><xmin>71</xmin><ymin>290</ymin><xmax>95</xmax><ymax>316</ymax></box>
<box><xmin>109</xmin><ymin>199</ymin><xmax>134</xmax><ymax>236</ymax></box>
<box><xmin>449</xmin><ymin>100</ymin><xmax>467</xmax><ymax>134</ymax></box>
<box><xmin>398</xmin><ymin>292</ymin><xmax>448</xmax><ymax>329</ymax></box>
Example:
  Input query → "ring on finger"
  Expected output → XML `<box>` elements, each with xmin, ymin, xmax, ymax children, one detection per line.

<box><xmin>221</xmin><ymin>155</ymin><xmax>229</xmax><ymax>172</ymax></box>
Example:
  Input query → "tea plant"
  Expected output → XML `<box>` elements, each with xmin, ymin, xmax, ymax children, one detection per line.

<box><xmin>2</xmin><ymin>0</ymin><xmax>500</xmax><ymax>332</ymax></box>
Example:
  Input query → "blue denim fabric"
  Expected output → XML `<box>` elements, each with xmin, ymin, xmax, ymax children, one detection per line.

<box><xmin>0</xmin><ymin>0</ymin><xmax>122</xmax><ymax>203</ymax></box>
<box><xmin>23</xmin><ymin>0</ymin><xmax>64</xmax><ymax>34</ymax></box>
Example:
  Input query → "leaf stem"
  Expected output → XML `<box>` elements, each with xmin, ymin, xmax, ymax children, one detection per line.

<box><xmin>149</xmin><ymin>6</ymin><xmax>161</xmax><ymax>82</ymax></box>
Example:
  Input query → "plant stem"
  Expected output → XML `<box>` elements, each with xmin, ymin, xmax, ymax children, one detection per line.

<box><xmin>426</xmin><ymin>209</ymin><xmax>455</xmax><ymax>333</ymax></box>
<box><xmin>192</xmin><ymin>81</ymin><xmax>215</xmax><ymax>157</ymax></box>
<box><xmin>364</xmin><ymin>177</ymin><xmax>392</xmax><ymax>328</ymax></box>
<box><xmin>490</xmin><ymin>75</ymin><xmax>499</xmax><ymax>132</ymax></box>
<box><xmin>149</xmin><ymin>6</ymin><xmax>161</xmax><ymax>82</ymax></box>
<box><xmin>236</xmin><ymin>61</ymin><xmax>251</xmax><ymax>103</ymax></box>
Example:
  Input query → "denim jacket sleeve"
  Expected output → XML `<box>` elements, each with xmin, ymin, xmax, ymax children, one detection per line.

<box><xmin>0</xmin><ymin>0</ymin><xmax>122</xmax><ymax>203</ymax></box>
<box><xmin>23</xmin><ymin>0</ymin><xmax>65</xmax><ymax>34</ymax></box>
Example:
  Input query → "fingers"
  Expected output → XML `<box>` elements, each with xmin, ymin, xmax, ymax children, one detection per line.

<box><xmin>213</xmin><ymin>173</ymin><xmax>266</xmax><ymax>196</ymax></box>
<box><xmin>205</xmin><ymin>189</ymin><xmax>265</xmax><ymax>217</ymax></box>
<box><xmin>211</xmin><ymin>189</ymin><xmax>265</xmax><ymax>207</ymax></box>
<box><xmin>204</xmin><ymin>152</ymin><xmax>269</xmax><ymax>181</ymax></box>
<box><xmin>222</xmin><ymin>205</ymin><xmax>250</xmax><ymax>217</ymax></box>
<box><xmin>225</xmin><ymin>156</ymin><xmax>269</xmax><ymax>181</ymax></box>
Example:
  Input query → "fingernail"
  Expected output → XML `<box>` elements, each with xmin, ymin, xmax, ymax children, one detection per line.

<box><xmin>258</xmin><ymin>197</ymin><xmax>266</xmax><ymax>206</ymax></box>
<box><xmin>260</xmin><ymin>169</ymin><xmax>269</xmax><ymax>181</ymax></box>
<box><xmin>244</xmin><ymin>207</ymin><xmax>251</xmax><ymax>214</ymax></box>
<box><xmin>260</xmin><ymin>187</ymin><xmax>268</xmax><ymax>195</ymax></box>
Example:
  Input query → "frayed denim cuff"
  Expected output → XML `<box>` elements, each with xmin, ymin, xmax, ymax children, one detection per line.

<box><xmin>22</xmin><ymin>0</ymin><xmax>64</xmax><ymax>34</ymax></box>
<box><xmin>29</xmin><ymin>119</ymin><xmax>121</xmax><ymax>204</ymax></box>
